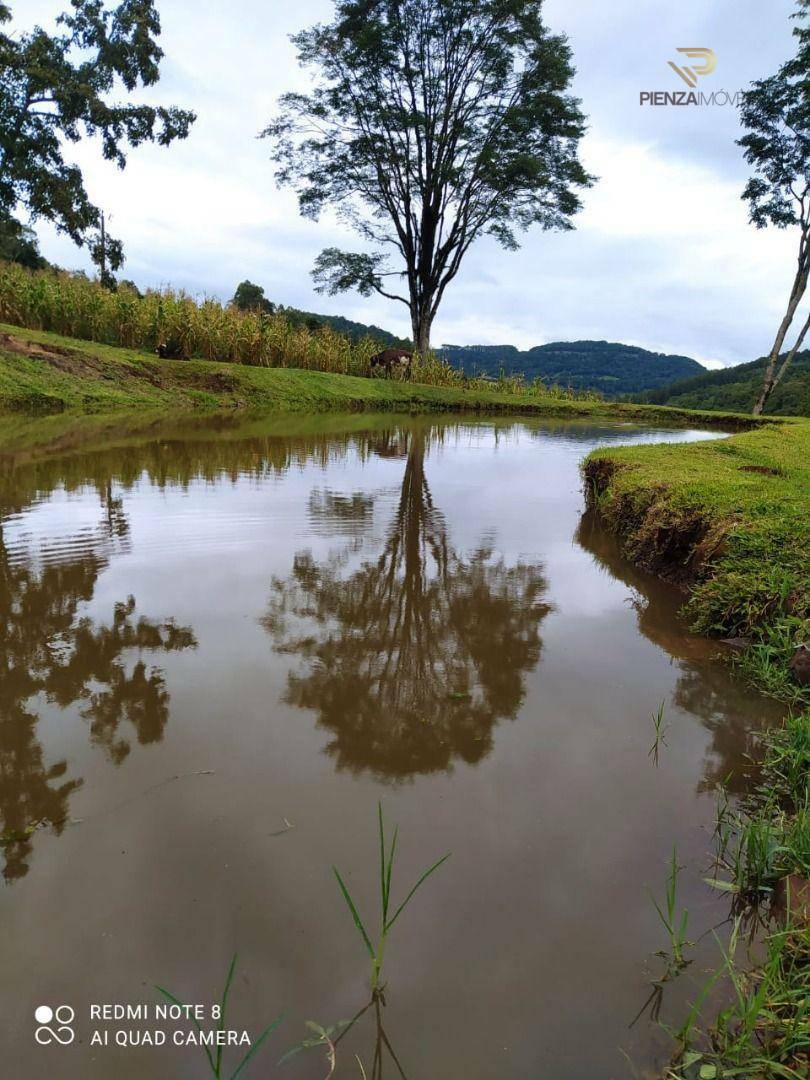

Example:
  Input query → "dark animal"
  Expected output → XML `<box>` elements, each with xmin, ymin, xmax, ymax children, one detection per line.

<box><xmin>155</xmin><ymin>341</ymin><xmax>183</xmax><ymax>359</ymax></box>
<box><xmin>369</xmin><ymin>347</ymin><xmax>413</xmax><ymax>379</ymax></box>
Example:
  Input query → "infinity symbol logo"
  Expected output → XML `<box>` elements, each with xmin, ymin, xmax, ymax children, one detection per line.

<box><xmin>668</xmin><ymin>47</ymin><xmax>717</xmax><ymax>88</ymax></box>
<box><xmin>34</xmin><ymin>1004</ymin><xmax>75</xmax><ymax>1045</ymax></box>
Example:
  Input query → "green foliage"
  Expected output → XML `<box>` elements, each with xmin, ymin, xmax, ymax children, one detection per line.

<box><xmin>231</xmin><ymin>280</ymin><xmax>275</xmax><ymax>314</ymax></box>
<box><xmin>441</xmin><ymin>340</ymin><xmax>703</xmax><ymax>398</ymax></box>
<box><xmin>0</xmin><ymin>0</ymin><xmax>195</xmax><ymax>255</ymax></box>
<box><xmin>0</xmin><ymin>260</ymin><xmax>383</xmax><ymax>372</ymax></box>
<box><xmin>0</xmin><ymin>261</ymin><xmax>608</xmax><ymax>404</ymax></box>
<box><xmin>649</xmin><ymin>700</ymin><xmax>669</xmax><ymax>766</ymax></box>
<box><xmin>738</xmin><ymin>0</ymin><xmax>809</xmax><ymax>232</ymax></box>
<box><xmin>88</xmin><ymin>215</ymin><xmax>124</xmax><ymax>290</ymax></box>
<box><xmin>333</xmin><ymin>803</ymin><xmax>449</xmax><ymax>989</ymax></box>
<box><xmin>666</xmin><ymin>713</ymin><xmax>810</xmax><ymax>1079</ymax></box>
<box><xmin>230</xmin><ymin>279</ymin><xmax>410</xmax><ymax>346</ymax></box>
<box><xmin>0</xmin><ymin>212</ymin><xmax>47</xmax><ymax>269</ymax></box>
<box><xmin>294</xmin><ymin>309</ymin><xmax>408</xmax><ymax>348</ymax></box>
<box><xmin>264</xmin><ymin>0</ymin><xmax>592</xmax><ymax>347</ymax></box>
<box><xmin>649</xmin><ymin>847</ymin><xmax>692</xmax><ymax>971</ymax></box>
<box><xmin>646</xmin><ymin>351</ymin><xmax>810</xmax><ymax>416</ymax></box>
<box><xmin>156</xmin><ymin>955</ymin><xmax>283</xmax><ymax>1079</ymax></box>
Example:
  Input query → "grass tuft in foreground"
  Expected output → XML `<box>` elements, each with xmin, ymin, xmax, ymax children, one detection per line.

<box><xmin>155</xmin><ymin>954</ymin><xmax>283</xmax><ymax>1078</ymax></box>
<box><xmin>333</xmin><ymin>802</ymin><xmax>450</xmax><ymax>992</ymax></box>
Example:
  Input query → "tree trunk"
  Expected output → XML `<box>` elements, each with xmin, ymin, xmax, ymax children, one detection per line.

<box><xmin>771</xmin><ymin>310</ymin><xmax>810</xmax><ymax>396</ymax></box>
<box><xmin>754</xmin><ymin>266</ymin><xmax>808</xmax><ymax>414</ymax></box>
<box><xmin>411</xmin><ymin>304</ymin><xmax>433</xmax><ymax>355</ymax></box>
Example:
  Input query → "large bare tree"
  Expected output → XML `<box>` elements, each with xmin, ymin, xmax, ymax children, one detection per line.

<box><xmin>264</xmin><ymin>0</ymin><xmax>591</xmax><ymax>353</ymax></box>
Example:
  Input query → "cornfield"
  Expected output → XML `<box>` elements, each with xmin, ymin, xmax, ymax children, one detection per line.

<box><xmin>0</xmin><ymin>260</ymin><xmax>601</xmax><ymax>399</ymax></box>
<box><xmin>0</xmin><ymin>260</ymin><xmax>380</xmax><ymax>374</ymax></box>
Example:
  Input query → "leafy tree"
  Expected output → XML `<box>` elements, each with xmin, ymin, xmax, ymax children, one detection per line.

<box><xmin>264</xmin><ymin>0</ymin><xmax>591</xmax><ymax>353</ymax></box>
<box><xmin>0</xmin><ymin>1</ymin><xmax>195</xmax><ymax>263</ymax></box>
<box><xmin>231</xmin><ymin>279</ymin><xmax>275</xmax><ymax>314</ymax></box>
<box><xmin>738</xmin><ymin>0</ymin><xmax>810</xmax><ymax>414</ymax></box>
<box><xmin>0</xmin><ymin>211</ymin><xmax>47</xmax><ymax>269</ymax></box>
<box><xmin>118</xmin><ymin>278</ymin><xmax>143</xmax><ymax>297</ymax></box>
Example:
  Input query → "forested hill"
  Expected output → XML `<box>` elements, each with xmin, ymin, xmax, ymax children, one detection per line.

<box><xmin>645</xmin><ymin>351</ymin><xmax>810</xmax><ymax>416</ymax></box>
<box><xmin>284</xmin><ymin>308</ymin><xmax>410</xmax><ymax>347</ymax></box>
<box><xmin>438</xmin><ymin>340</ymin><xmax>703</xmax><ymax>397</ymax></box>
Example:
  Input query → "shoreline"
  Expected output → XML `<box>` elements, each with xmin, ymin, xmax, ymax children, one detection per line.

<box><xmin>0</xmin><ymin>322</ymin><xmax>768</xmax><ymax>430</ymax></box>
<box><xmin>583</xmin><ymin>425</ymin><xmax>809</xmax><ymax>1077</ymax></box>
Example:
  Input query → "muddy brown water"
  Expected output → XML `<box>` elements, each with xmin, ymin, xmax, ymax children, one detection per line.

<box><xmin>0</xmin><ymin>414</ymin><xmax>784</xmax><ymax>1079</ymax></box>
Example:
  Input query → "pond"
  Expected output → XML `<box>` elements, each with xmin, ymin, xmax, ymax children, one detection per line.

<box><xmin>0</xmin><ymin>414</ymin><xmax>783</xmax><ymax>1078</ymax></box>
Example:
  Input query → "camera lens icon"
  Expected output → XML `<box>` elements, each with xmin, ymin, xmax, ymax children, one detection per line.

<box><xmin>34</xmin><ymin>1004</ymin><xmax>75</xmax><ymax>1045</ymax></box>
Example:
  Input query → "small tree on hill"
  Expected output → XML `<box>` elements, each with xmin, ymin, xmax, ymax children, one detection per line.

<box><xmin>231</xmin><ymin>280</ymin><xmax>275</xmax><ymax>314</ymax></box>
<box><xmin>264</xmin><ymin>0</ymin><xmax>592</xmax><ymax>353</ymax></box>
<box><xmin>738</xmin><ymin>0</ymin><xmax>809</xmax><ymax>414</ymax></box>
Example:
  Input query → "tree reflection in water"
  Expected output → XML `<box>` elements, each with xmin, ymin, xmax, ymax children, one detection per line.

<box><xmin>264</xmin><ymin>430</ymin><xmax>552</xmax><ymax>778</ymax></box>
<box><xmin>575</xmin><ymin>510</ymin><xmax>785</xmax><ymax>796</ymax></box>
<box><xmin>0</xmin><ymin>505</ymin><xmax>196</xmax><ymax>882</ymax></box>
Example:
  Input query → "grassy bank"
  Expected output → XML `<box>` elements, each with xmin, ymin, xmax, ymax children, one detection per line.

<box><xmin>584</xmin><ymin>424</ymin><xmax>809</xmax><ymax>1077</ymax></box>
<box><xmin>0</xmin><ymin>322</ymin><xmax>763</xmax><ymax>426</ymax></box>
<box><xmin>584</xmin><ymin>421</ymin><xmax>809</xmax><ymax>704</ymax></box>
<box><xmin>0</xmin><ymin>260</ymin><xmax>597</xmax><ymax>394</ymax></box>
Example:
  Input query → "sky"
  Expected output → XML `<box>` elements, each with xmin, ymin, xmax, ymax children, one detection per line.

<box><xmin>11</xmin><ymin>0</ymin><xmax>805</xmax><ymax>367</ymax></box>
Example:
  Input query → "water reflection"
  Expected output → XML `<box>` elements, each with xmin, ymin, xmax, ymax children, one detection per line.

<box><xmin>0</xmin><ymin>527</ymin><xmax>196</xmax><ymax>880</ymax></box>
<box><xmin>308</xmin><ymin>488</ymin><xmax>375</xmax><ymax>539</ymax></box>
<box><xmin>264</xmin><ymin>430</ymin><xmax>551</xmax><ymax>778</ymax></box>
<box><xmin>0</xmin><ymin>703</ymin><xmax>82</xmax><ymax>883</ymax></box>
<box><xmin>576</xmin><ymin>511</ymin><xmax>783</xmax><ymax>795</ymax></box>
<box><xmin>333</xmin><ymin>991</ymin><xmax>410</xmax><ymax>1079</ymax></box>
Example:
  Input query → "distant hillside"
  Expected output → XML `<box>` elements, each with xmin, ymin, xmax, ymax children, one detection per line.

<box><xmin>438</xmin><ymin>340</ymin><xmax>703</xmax><ymax>397</ymax></box>
<box><xmin>230</xmin><ymin>280</ymin><xmax>410</xmax><ymax>347</ymax></box>
<box><xmin>645</xmin><ymin>351</ymin><xmax>810</xmax><ymax>416</ymax></box>
<box><xmin>283</xmin><ymin>308</ymin><xmax>410</xmax><ymax>347</ymax></box>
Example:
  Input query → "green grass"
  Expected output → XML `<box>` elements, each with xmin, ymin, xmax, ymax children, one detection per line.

<box><xmin>665</xmin><ymin>712</ymin><xmax>810</xmax><ymax>1080</ymax></box>
<box><xmin>650</xmin><ymin>700</ymin><xmax>670</xmax><ymax>766</ymax></box>
<box><xmin>0</xmin><ymin>322</ymin><xmax>767</xmax><ymax>427</ymax></box>
<box><xmin>650</xmin><ymin>846</ymin><xmax>692</xmax><ymax>973</ymax></box>
<box><xmin>584</xmin><ymin>420</ymin><xmax>810</xmax><ymax>704</ymax></box>
<box><xmin>155</xmin><ymin>954</ymin><xmax>283</xmax><ymax>1078</ymax></box>
<box><xmin>333</xmin><ymin>802</ymin><xmax>450</xmax><ymax>992</ymax></box>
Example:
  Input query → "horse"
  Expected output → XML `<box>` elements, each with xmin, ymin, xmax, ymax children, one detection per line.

<box><xmin>369</xmin><ymin>347</ymin><xmax>413</xmax><ymax>379</ymax></box>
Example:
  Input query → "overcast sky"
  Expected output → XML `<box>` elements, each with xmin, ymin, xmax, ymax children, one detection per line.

<box><xmin>13</xmin><ymin>0</ymin><xmax>804</xmax><ymax>366</ymax></box>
